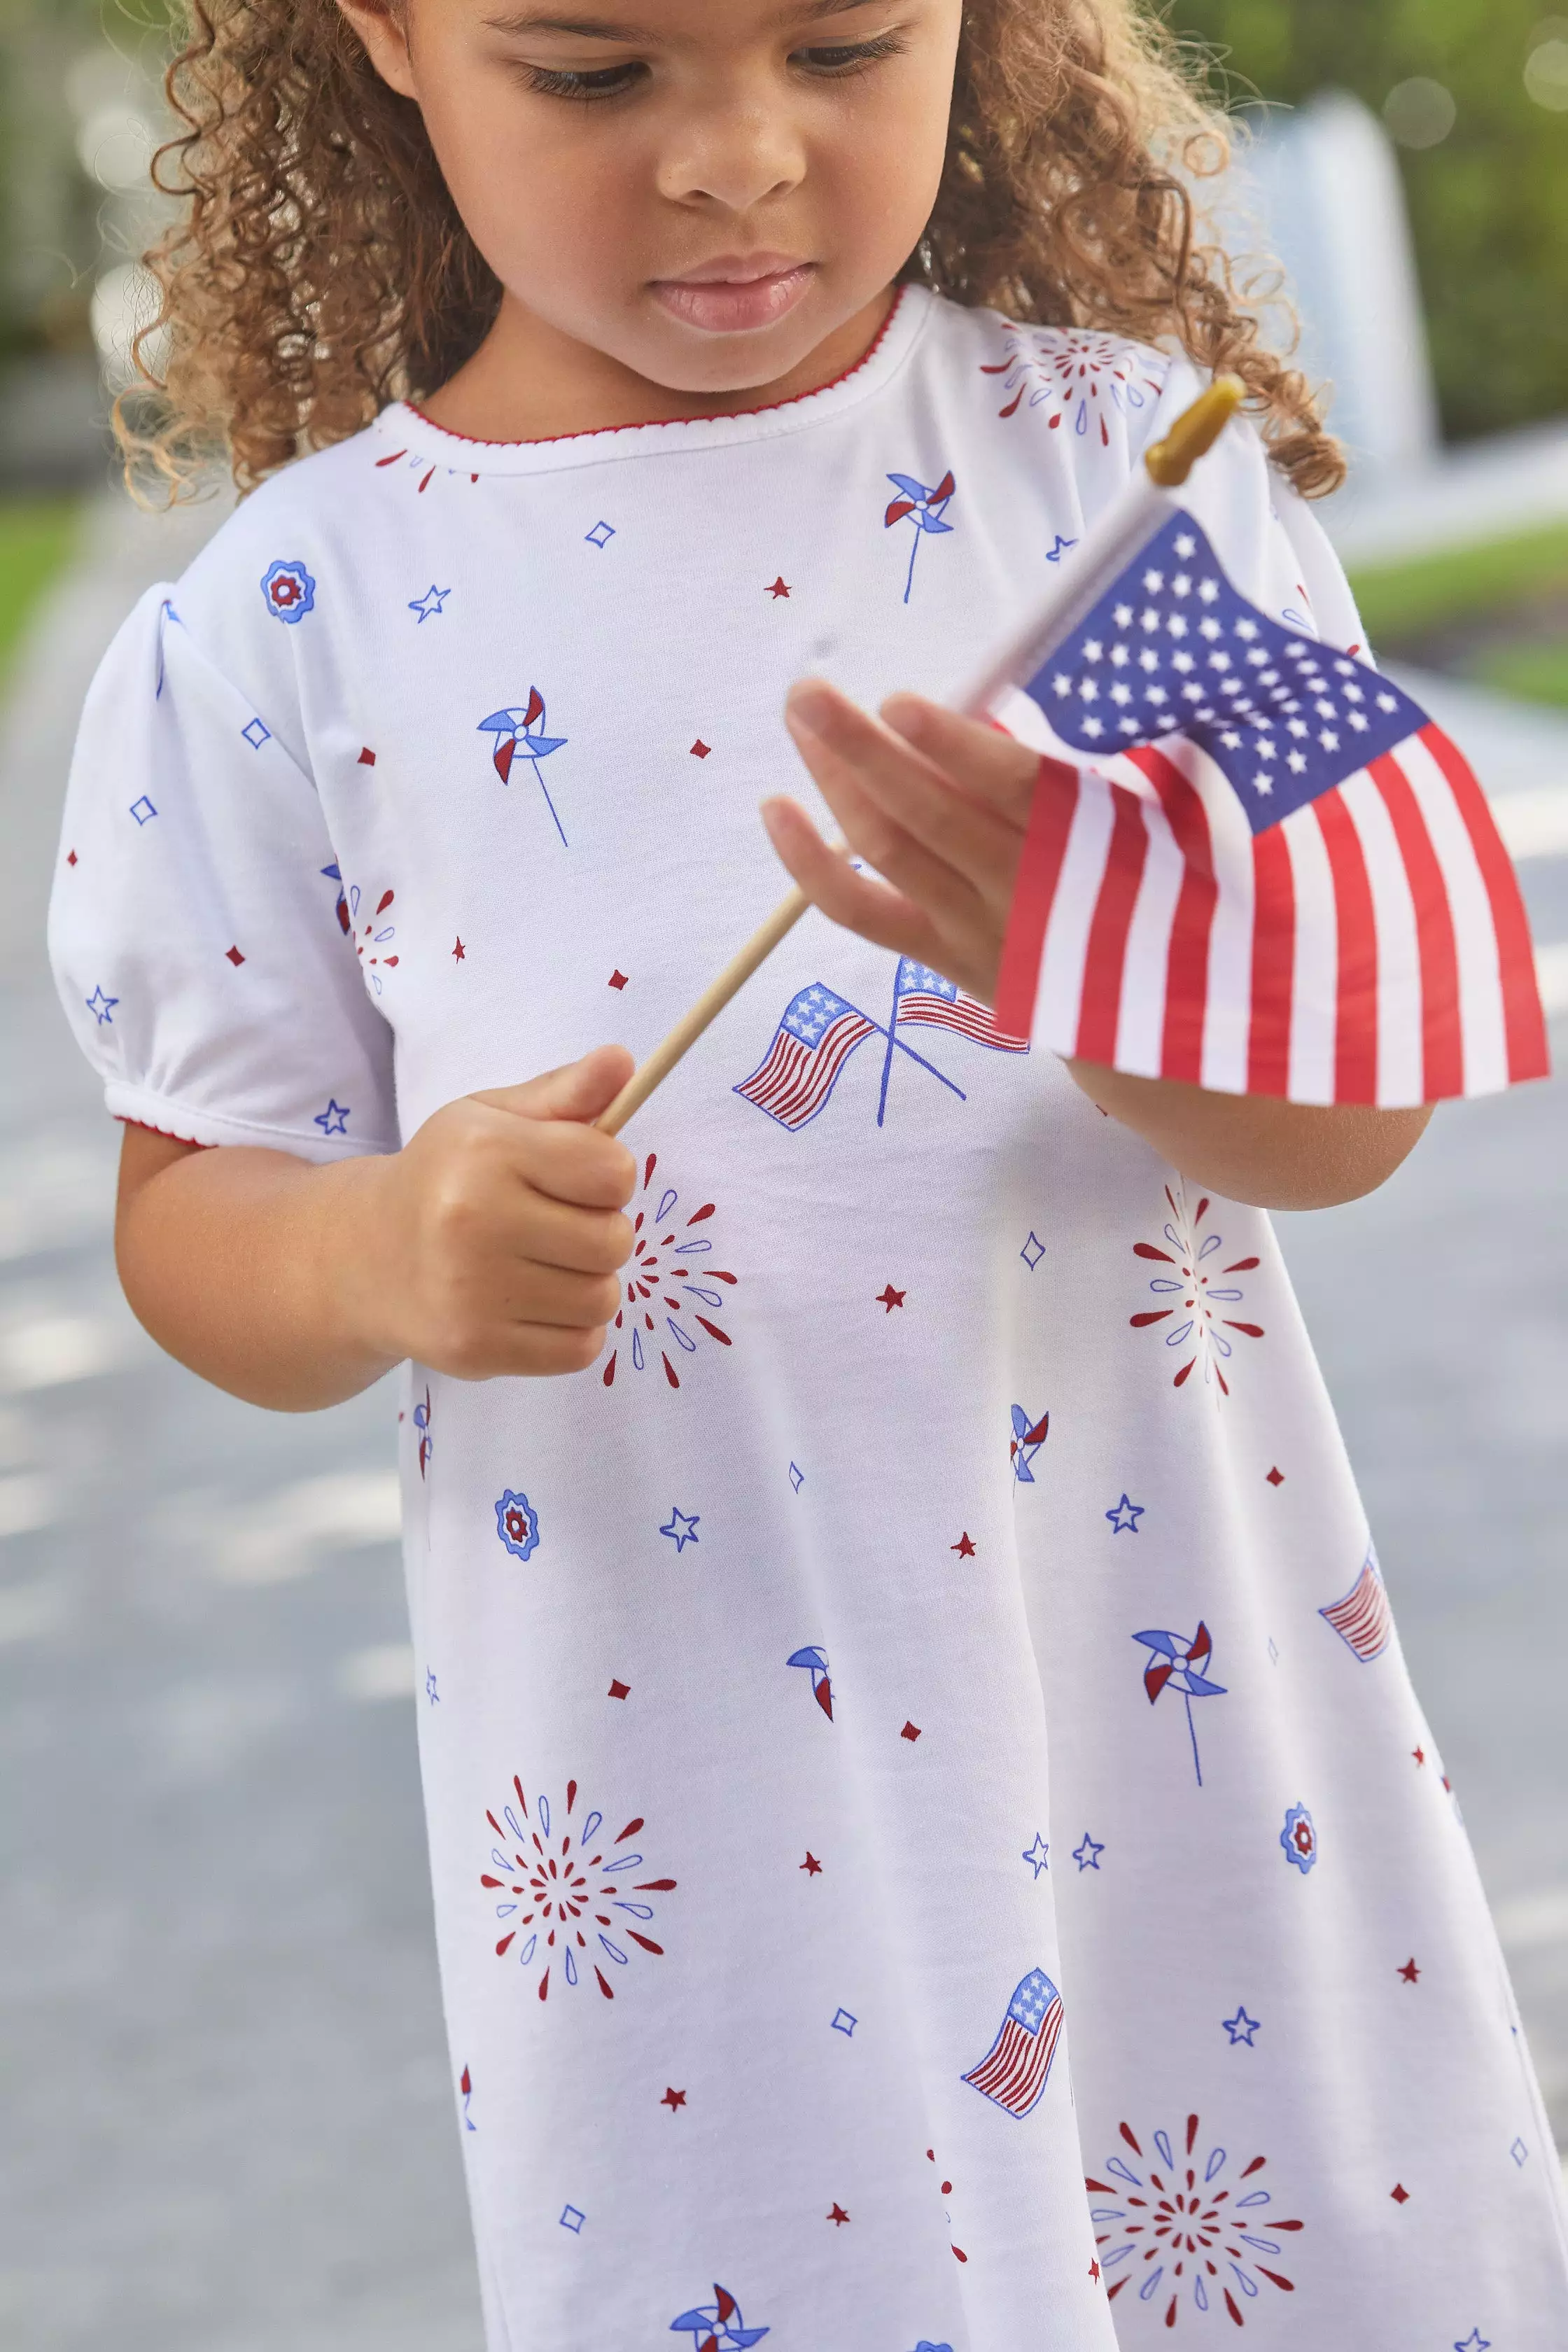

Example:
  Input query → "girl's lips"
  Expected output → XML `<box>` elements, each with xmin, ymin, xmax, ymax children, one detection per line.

<box><xmin>649</xmin><ymin>263</ymin><xmax>816</xmax><ymax>335</ymax></box>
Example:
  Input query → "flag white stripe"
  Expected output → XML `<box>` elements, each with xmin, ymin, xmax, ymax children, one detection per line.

<box><xmin>1392</xmin><ymin>733</ymin><xmax>1510</xmax><ymax>1095</ymax></box>
<box><xmin>1280</xmin><ymin>805</ymin><xmax>1339</xmax><ymax>1106</ymax></box>
<box><xmin>1036</xmin><ymin>777</ymin><xmax>1115</xmax><ymax>1056</ymax></box>
<box><xmin>1115</xmin><ymin>796</ymin><xmax>1183</xmax><ymax>1079</ymax></box>
<box><xmin>1175</xmin><ymin>742</ymin><xmax>1258</xmax><ymax>1098</ymax></box>
<box><xmin>1338</xmin><ymin>769</ymin><xmax>1424</xmax><ymax>1108</ymax></box>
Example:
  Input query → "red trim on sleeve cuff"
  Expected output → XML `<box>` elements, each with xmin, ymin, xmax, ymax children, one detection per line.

<box><xmin>115</xmin><ymin>1116</ymin><xmax>213</xmax><ymax>1150</ymax></box>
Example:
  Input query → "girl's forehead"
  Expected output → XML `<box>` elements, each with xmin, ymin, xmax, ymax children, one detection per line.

<box><xmin>472</xmin><ymin>0</ymin><xmax>931</xmax><ymax>38</ymax></box>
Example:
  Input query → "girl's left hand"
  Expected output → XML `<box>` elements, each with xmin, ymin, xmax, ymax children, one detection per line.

<box><xmin>764</xmin><ymin>678</ymin><xmax>1039</xmax><ymax>1004</ymax></box>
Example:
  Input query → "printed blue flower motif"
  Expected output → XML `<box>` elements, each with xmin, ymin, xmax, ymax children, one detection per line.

<box><xmin>669</xmin><ymin>2283</ymin><xmax>769</xmax><ymax>2346</ymax></box>
<box><xmin>1280</xmin><ymin>1802</ymin><xmax>1317</xmax><ymax>1874</ymax></box>
<box><xmin>913</xmin><ymin>2342</ymin><xmax>956</xmax><ymax>2351</ymax></box>
<box><xmin>884</xmin><ymin>468</ymin><xmax>955</xmax><ymax>604</ymax></box>
<box><xmin>261</xmin><ymin>559</ymin><xmax>316</xmax><ymax>624</ymax></box>
<box><xmin>495</xmin><ymin>1488</ymin><xmax>540</xmax><ymax>1562</ymax></box>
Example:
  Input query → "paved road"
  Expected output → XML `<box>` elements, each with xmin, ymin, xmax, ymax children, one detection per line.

<box><xmin>2</xmin><ymin>498</ymin><xmax>1565</xmax><ymax>2348</ymax></box>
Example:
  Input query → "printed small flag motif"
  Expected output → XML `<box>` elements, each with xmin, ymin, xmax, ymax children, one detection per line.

<box><xmin>962</xmin><ymin>1968</ymin><xmax>1063</xmax><ymax>2118</ymax></box>
<box><xmin>734</xmin><ymin>983</ymin><xmax>878</xmax><ymax>1130</ymax></box>
<box><xmin>893</xmin><ymin>957</ymin><xmax>1030</xmax><ymax>1051</ymax></box>
<box><xmin>992</xmin><ymin>509</ymin><xmax>1548</xmax><ymax>1106</ymax></box>
<box><xmin>1320</xmin><ymin>1546</ymin><xmax>1394</xmax><ymax>1662</ymax></box>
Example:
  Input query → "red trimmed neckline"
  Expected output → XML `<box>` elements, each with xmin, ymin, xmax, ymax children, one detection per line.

<box><xmin>399</xmin><ymin>284</ymin><xmax>911</xmax><ymax>452</ymax></box>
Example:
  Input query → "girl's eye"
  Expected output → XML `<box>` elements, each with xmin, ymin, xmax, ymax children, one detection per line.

<box><xmin>793</xmin><ymin>33</ymin><xmax>906</xmax><ymax>75</ymax></box>
<box><xmin>521</xmin><ymin>60</ymin><xmax>649</xmax><ymax>102</ymax></box>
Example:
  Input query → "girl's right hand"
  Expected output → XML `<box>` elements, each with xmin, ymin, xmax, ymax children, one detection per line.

<box><xmin>340</xmin><ymin>1045</ymin><xmax>638</xmax><ymax>1382</ymax></box>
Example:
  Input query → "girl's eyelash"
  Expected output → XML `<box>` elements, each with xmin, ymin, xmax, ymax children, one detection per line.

<box><xmin>518</xmin><ymin>31</ymin><xmax>906</xmax><ymax>103</ymax></box>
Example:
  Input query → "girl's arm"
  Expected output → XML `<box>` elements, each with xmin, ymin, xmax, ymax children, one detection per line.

<box><xmin>764</xmin><ymin>685</ymin><xmax>1432</xmax><ymax>1212</ymax></box>
<box><xmin>115</xmin><ymin>1048</ymin><xmax>638</xmax><ymax>1412</ymax></box>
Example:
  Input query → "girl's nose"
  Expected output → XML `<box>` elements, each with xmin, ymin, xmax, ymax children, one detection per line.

<box><xmin>655</xmin><ymin>94</ymin><xmax>808</xmax><ymax>214</ymax></box>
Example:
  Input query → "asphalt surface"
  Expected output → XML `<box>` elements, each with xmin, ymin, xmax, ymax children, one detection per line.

<box><xmin>2</xmin><ymin>496</ymin><xmax>1565</xmax><ymax>2350</ymax></box>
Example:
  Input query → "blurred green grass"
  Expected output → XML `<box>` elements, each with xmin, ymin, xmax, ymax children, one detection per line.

<box><xmin>1349</xmin><ymin>524</ymin><xmax>1568</xmax><ymax>710</ymax></box>
<box><xmin>0</xmin><ymin>498</ymin><xmax>80</xmax><ymax>691</ymax></box>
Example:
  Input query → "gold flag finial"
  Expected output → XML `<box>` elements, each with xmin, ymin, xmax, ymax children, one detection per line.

<box><xmin>1144</xmin><ymin>375</ymin><xmax>1247</xmax><ymax>489</ymax></box>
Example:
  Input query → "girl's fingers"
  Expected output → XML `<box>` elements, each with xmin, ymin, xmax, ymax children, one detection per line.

<box><xmin>879</xmin><ymin>693</ymin><xmax>1044</xmax><ymax>828</ymax></box>
<box><xmin>785</xmin><ymin>732</ymin><xmax>990</xmax><ymax>940</ymax></box>
<box><xmin>760</xmin><ymin>798</ymin><xmax>962</xmax><ymax>973</ymax></box>
<box><xmin>786</xmin><ymin>680</ymin><xmax>1020</xmax><ymax>903</ymax></box>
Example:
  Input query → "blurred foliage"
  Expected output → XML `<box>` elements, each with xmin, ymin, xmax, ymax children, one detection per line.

<box><xmin>0</xmin><ymin>498</ymin><xmax>80</xmax><ymax>683</ymax></box>
<box><xmin>1348</xmin><ymin>522</ymin><xmax>1568</xmax><ymax>638</ymax></box>
<box><xmin>1172</xmin><ymin>0</ymin><xmax>1568</xmax><ymax>440</ymax></box>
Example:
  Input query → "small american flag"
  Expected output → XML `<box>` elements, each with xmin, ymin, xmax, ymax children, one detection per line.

<box><xmin>734</xmin><ymin>983</ymin><xmax>877</xmax><ymax>1130</ymax></box>
<box><xmin>894</xmin><ymin>956</ymin><xmax>1030</xmax><ymax>1050</ymax></box>
<box><xmin>961</xmin><ymin>1968</ymin><xmax>1063</xmax><ymax>2118</ymax></box>
<box><xmin>993</xmin><ymin>508</ymin><xmax>1548</xmax><ymax>1106</ymax></box>
<box><xmin>1319</xmin><ymin>1547</ymin><xmax>1394</xmax><ymax>1662</ymax></box>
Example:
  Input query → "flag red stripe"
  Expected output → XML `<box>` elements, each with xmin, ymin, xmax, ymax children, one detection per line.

<box><xmin>995</xmin><ymin>757</ymin><xmax>1081</xmax><ymax>1037</ymax></box>
<box><xmin>1130</xmin><ymin>748</ymin><xmax>1215</xmax><ymax>1086</ymax></box>
<box><xmin>1074</xmin><ymin>787</ymin><xmax>1149</xmax><ymax>1065</ymax></box>
<box><xmin>1418</xmin><ymin>724</ymin><xmax>1550</xmax><ymax>1085</ymax></box>
<box><xmin>1247</xmin><ymin>821</ymin><xmax>1296</xmax><ymax>1098</ymax></box>
<box><xmin>1366</xmin><ymin>750</ymin><xmax>1463</xmax><ymax>1100</ymax></box>
<box><xmin>1312</xmin><ymin>792</ymin><xmax>1379</xmax><ymax>1105</ymax></box>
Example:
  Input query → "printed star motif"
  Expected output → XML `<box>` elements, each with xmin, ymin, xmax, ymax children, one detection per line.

<box><xmin>766</xmin><ymin>575</ymin><xmax>791</xmax><ymax>598</ymax></box>
<box><xmin>1222</xmin><ymin>2005</ymin><xmax>1261</xmax><ymax>2045</ymax></box>
<box><xmin>1105</xmin><ymin>1492</ymin><xmax>1144</xmax><ymax>1534</ymax></box>
<box><xmin>951</xmin><ymin>1532</ymin><xmax>976</xmax><ymax>1558</ymax></box>
<box><xmin>1390</xmin><ymin>2183</ymin><xmax>1409</xmax><ymax>2203</ymax></box>
<box><xmin>85</xmin><ymin>986</ymin><xmax>119</xmax><ymax>1025</ymax></box>
<box><xmin>660</xmin><ymin>1506</ymin><xmax>700</xmax><ymax>1552</ymax></box>
<box><xmin>408</xmin><ymin>584</ymin><xmax>450</xmax><ymax>622</ymax></box>
<box><xmin>424</xmin><ymin>1669</ymin><xmax>439</xmax><ymax>1704</ymax></box>
<box><xmin>1022</xmin><ymin>1832</ymin><xmax>1050</xmax><ymax>1878</ymax></box>
<box><xmin>1454</xmin><ymin>2335</ymin><xmax>1491</xmax><ymax>2351</ymax></box>
<box><xmin>662</xmin><ymin>2087</ymin><xmax>687</xmax><ymax>2111</ymax></box>
<box><xmin>1266</xmin><ymin>1465</ymin><xmax>1285</xmax><ymax>1486</ymax></box>
<box><xmin>1073</xmin><ymin>1832</ymin><xmax>1105</xmax><ymax>1871</ymax></box>
<box><xmin>452</xmin><ymin>937</ymin><xmax>465</xmax><ymax>961</ymax></box>
<box><xmin>1398</xmin><ymin>1956</ymin><xmax>1421</xmax><ymax>1983</ymax></box>
<box><xmin>608</xmin><ymin>969</ymin><xmax>629</xmax><ymax>990</ymax></box>
<box><xmin>800</xmin><ymin>1851</ymin><xmax>822</xmax><ymax>1875</ymax></box>
<box><xmin>1088</xmin><ymin>2259</ymin><xmax>1101</xmax><ymax>2283</ymax></box>
<box><xmin>901</xmin><ymin>1720</ymin><xmax>922</xmax><ymax>1742</ymax></box>
<box><xmin>1413</xmin><ymin>1746</ymin><xmax>1425</xmax><ymax>1766</ymax></box>
<box><xmin>608</xmin><ymin>1678</ymin><xmax>630</xmax><ymax>1700</ymax></box>
<box><xmin>827</xmin><ymin>2202</ymin><xmax>850</xmax><ymax>2226</ymax></box>
<box><xmin>314</xmin><ymin>1099</ymin><xmax>351</xmax><ymax>1135</ymax></box>
<box><xmin>690</xmin><ymin>738</ymin><xmax>710</xmax><ymax>758</ymax></box>
<box><xmin>876</xmin><ymin>1284</ymin><xmax>906</xmax><ymax>1312</ymax></box>
<box><xmin>1019</xmin><ymin>1230</ymin><xmax>1046</xmax><ymax>1271</ymax></box>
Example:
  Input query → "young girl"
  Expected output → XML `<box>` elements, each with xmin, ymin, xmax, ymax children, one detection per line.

<box><xmin>50</xmin><ymin>0</ymin><xmax>1568</xmax><ymax>2343</ymax></box>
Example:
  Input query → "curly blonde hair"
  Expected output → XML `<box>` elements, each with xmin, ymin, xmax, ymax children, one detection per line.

<box><xmin>124</xmin><ymin>0</ymin><xmax>1344</xmax><ymax>500</ymax></box>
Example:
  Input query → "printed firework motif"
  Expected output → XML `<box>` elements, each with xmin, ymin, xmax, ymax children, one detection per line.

<box><xmin>885</xmin><ymin>470</ymin><xmax>955</xmax><ymax>604</ymax></box>
<box><xmin>1086</xmin><ymin>2112</ymin><xmax>1304</xmax><ymax>2326</ymax></box>
<box><xmin>494</xmin><ymin>1489</ymin><xmax>540</xmax><ymax>1562</ymax></box>
<box><xmin>1134</xmin><ymin>1625</ymin><xmax>1227</xmax><ymax>1786</ymax></box>
<box><xmin>668</xmin><ymin>2284</ymin><xmax>770</xmax><ymax>2346</ymax></box>
<box><xmin>414</xmin><ymin>1385</ymin><xmax>433</xmax><ymax>1478</ymax></box>
<box><xmin>481</xmin><ymin>1774</ymin><xmax>675</xmax><ymax>2001</ymax></box>
<box><xmin>962</xmin><ymin>1967</ymin><xmax>1064</xmax><ymax>2118</ymax></box>
<box><xmin>1280</xmin><ymin>1805</ymin><xmax>1317</xmax><ymax>1875</ymax></box>
<box><xmin>373</xmin><ymin>442</ymin><xmax>482</xmax><ymax>497</ymax></box>
<box><xmin>787</xmin><ymin>1646</ymin><xmax>834</xmax><ymax>1719</ymax></box>
<box><xmin>1320</xmin><ymin>1546</ymin><xmax>1394</xmax><ymax>1661</ymax></box>
<box><xmin>927</xmin><ymin>2145</ymin><xmax>969</xmax><ymax>2264</ymax></box>
<box><xmin>459</xmin><ymin>2065</ymin><xmax>475</xmax><ymax>2130</ymax></box>
<box><xmin>1131</xmin><ymin>1188</ymin><xmax>1264</xmax><ymax>1396</ymax></box>
<box><xmin>261</xmin><ymin>559</ymin><xmax>316</xmax><ymax>623</ymax></box>
<box><xmin>736</xmin><ymin>959</ymin><xmax>1026</xmax><ymax>1133</ymax></box>
<box><xmin>1011</xmin><ymin>1406</ymin><xmax>1049</xmax><ymax>1483</ymax></box>
<box><xmin>477</xmin><ymin>690</ymin><xmax>570</xmax><ymax>844</ymax></box>
<box><xmin>335</xmin><ymin>882</ymin><xmax>398</xmax><ymax>993</ymax></box>
<box><xmin>979</xmin><ymin>326</ymin><xmax>1163</xmax><ymax>442</ymax></box>
<box><xmin>601</xmin><ymin>1152</ymin><xmax>737</xmax><ymax>1390</ymax></box>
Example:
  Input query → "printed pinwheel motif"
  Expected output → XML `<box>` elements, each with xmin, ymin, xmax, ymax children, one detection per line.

<box><xmin>413</xmin><ymin>1385</ymin><xmax>433</xmax><ymax>1478</ymax></box>
<box><xmin>787</xmin><ymin>1646</ymin><xmax>834</xmax><ymax>1720</ymax></box>
<box><xmin>1087</xmin><ymin>2110</ymin><xmax>1304</xmax><ymax>2326</ymax></box>
<box><xmin>668</xmin><ymin>2283</ymin><xmax>769</xmax><ymax>2346</ymax></box>
<box><xmin>477</xmin><ymin>689</ymin><xmax>570</xmax><ymax>844</ymax></box>
<box><xmin>884</xmin><ymin>469</ymin><xmax>955</xmax><ymax>604</ymax></box>
<box><xmin>1134</xmin><ymin>1623</ymin><xmax>1227</xmax><ymax>1786</ymax></box>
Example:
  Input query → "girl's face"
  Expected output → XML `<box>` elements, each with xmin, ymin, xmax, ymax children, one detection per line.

<box><xmin>340</xmin><ymin>0</ymin><xmax>963</xmax><ymax>407</ymax></box>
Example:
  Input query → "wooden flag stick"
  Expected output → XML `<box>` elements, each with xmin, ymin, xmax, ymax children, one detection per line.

<box><xmin>594</xmin><ymin>377</ymin><xmax>1245</xmax><ymax>1139</ymax></box>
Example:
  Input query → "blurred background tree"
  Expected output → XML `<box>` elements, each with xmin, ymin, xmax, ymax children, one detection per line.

<box><xmin>1172</xmin><ymin>0</ymin><xmax>1568</xmax><ymax>442</ymax></box>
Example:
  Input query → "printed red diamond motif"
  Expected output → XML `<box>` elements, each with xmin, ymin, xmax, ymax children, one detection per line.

<box><xmin>1390</xmin><ymin>2183</ymin><xmax>1410</xmax><ymax>2204</ymax></box>
<box><xmin>608</xmin><ymin>969</ymin><xmax>629</xmax><ymax>990</ymax></box>
<box><xmin>226</xmin><ymin>946</ymin><xmax>245</xmax><ymax>966</ymax></box>
<box><xmin>608</xmin><ymin>1679</ymin><xmax>630</xmax><ymax>1700</ymax></box>
<box><xmin>66</xmin><ymin>849</ymin><xmax>78</xmax><ymax>866</ymax></box>
<box><xmin>690</xmin><ymin>738</ymin><xmax>710</xmax><ymax>759</ymax></box>
<box><xmin>901</xmin><ymin>1720</ymin><xmax>921</xmax><ymax>1742</ymax></box>
<box><xmin>1266</xmin><ymin>1466</ymin><xmax>1285</xmax><ymax>1486</ymax></box>
<box><xmin>358</xmin><ymin>747</ymin><xmax>377</xmax><ymax>766</ymax></box>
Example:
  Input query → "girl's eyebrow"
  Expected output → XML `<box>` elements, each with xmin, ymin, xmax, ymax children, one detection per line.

<box><xmin>484</xmin><ymin>0</ymin><xmax>887</xmax><ymax>41</ymax></box>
